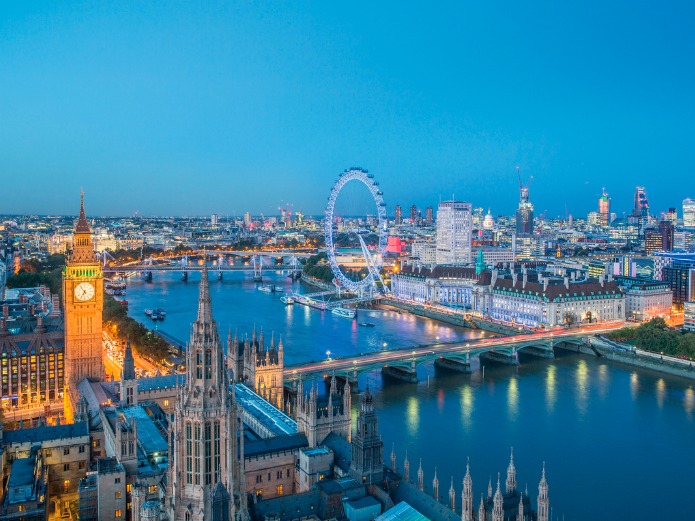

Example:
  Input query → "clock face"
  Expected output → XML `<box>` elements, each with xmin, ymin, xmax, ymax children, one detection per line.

<box><xmin>74</xmin><ymin>282</ymin><xmax>95</xmax><ymax>302</ymax></box>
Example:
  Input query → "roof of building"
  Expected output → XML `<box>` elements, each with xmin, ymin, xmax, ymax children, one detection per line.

<box><xmin>235</xmin><ymin>383</ymin><xmax>297</xmax><ymax>436</ymax></box>
<box><xmin>244</xmin><ymin>433</ymin><xmax>308</xmax><ymax>458</ymax></box>
<box><xmin>316</xmin><ymin>476</ymin><xmax>362</xmax><ymax>495</ymax></box>
<box><xmin>322</xmin><ymin>432</ymin><xmax>352</xmax><ymax>473</ymax></box>
<box><xmin>250</xmin><ymin>490</ymin><xmax>322</xmax><ymax>521</ymax></box>
<box><xmin>376</xmin><ymin>501</ymin><xmax>430</xmax><ymax>521</ymax></box>
<box><xmin>387</xmin><ymin>480</ymin><xmax>459</xmax><ymax>521</ymax></box>
<box><xmin>345</xmin><ymin>495</ymin><xmax>381</xmax><ymax>512</ymax></box>
<box><xmin>492</xmin><ymin>277</ymin><xmax>622</xmax><ymax>302</ymax></box>
<box><xmin>120</xmin><ymin>406</ymin><xmax>168</xmax><ymax>455</ymax></box>
<box><xmin>137</xmin><ymin>373</ymin><xmax>183</xmax><ymax>392</ymax></box>
<box><xmin>7</xmin><ymin>455</ymin><xmax>36</xmax><ymax>489</ymax></box>
<box><xmin>3</xmin><ymin>421</ymin><xmax>89</xmax><ymax>445</ymax></box>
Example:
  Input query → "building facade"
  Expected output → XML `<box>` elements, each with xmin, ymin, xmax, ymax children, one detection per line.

<box><xmin>166</xmin><ymin>267</ymin><xmax>247</xmax><ymax>520</ymax></box>
<box><xmin>435</xmin><ymin>201</ymin><xmax>472</xmax><ymax>265</ymax></box>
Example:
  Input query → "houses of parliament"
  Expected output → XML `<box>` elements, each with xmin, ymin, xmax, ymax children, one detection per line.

<box><xmin>0</xmin><ymin>195</ymin><xmax>552</xmax><ymax>521</ymax></box>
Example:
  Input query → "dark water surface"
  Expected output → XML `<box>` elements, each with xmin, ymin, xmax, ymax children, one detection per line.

<box><xmin>126</xmin><ymin>271</ymin><xmax>695</xmax><ymax>520</ymax></box>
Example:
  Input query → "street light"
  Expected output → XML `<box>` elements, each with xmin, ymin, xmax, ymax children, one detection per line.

<box><xmin>326</xmin><ymin>350</ymin><xmax>331</xmax><ymax>361</ymax></box>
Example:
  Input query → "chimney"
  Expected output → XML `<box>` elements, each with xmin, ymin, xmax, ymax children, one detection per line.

<box><xmin>564</xmin><ymin>276</ymin><xmax>570</xmax><ymax>290</ymax></box>
<box><xmin>522</xmin><ymin>273</ymin><xmax>528</xmax><ymax>288</ymax></box>
<box><xmin>571</xmin><ymin>271</ymin><xmax>576</xmax><ymax>281</ymax></box>
<box><xmin>491</xmin><ymin>269</ymin><xmax>498</xmax><ymax>287</ymax></box>
<box><xmin>512</xmin><ymin>272</ymin><xmax>518</xmax><ymax>286</ymax></box>
<box><xmin>599</xmin><ymin>274</ymin><xmax>605</xmax><ymax>287</ymax></box>
<box><xmin>543</xmin><ymin>277</ymin><xmax>549</xmax><ymax>292</ymax></box>
<box><xmin>607</xmin><ymin>272</ymin><xmax>613</xmax><ymax>282</ymax></box>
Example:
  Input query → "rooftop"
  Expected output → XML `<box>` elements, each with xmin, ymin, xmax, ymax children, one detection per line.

<box><xmin>4</xmin><ymin>421</ymin><xmax>89</xmax><ymax>445</ymax></box>
<box><xmin>376</xmin><ymin>502</ymin><xmax>430</xmax><ymax>521</ymax></box>
<box><xmin>235</xmin><ymin>383</ymin><xmax>297</xmax><ymax>436</ymax></box>
<box><xmin>245</xmin><ymin>433</ymin><xmax>308</xmax><ymax>458</ymax></box>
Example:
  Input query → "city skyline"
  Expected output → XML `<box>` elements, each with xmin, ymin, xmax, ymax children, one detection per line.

<box><xmin>2</xmin><ymin>2</ymin><xmax>695</xmax><ymax>216</ymax></box>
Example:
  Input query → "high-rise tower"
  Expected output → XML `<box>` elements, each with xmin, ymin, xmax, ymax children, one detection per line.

<box><xmin>167</xmin><ymin>267</ymin><xmax>246</xmax><ymax>521</ymax></box>
<box><xmin>435</xmin><ymin>201</ymin><xmax>472</xmax><ymax>265</ymax></box>
<box><xmin>598</xmin><ymin>189</ymin><xmax>611</xmax><ymax>226</ymax></box>
<box><xmin>63</xmin><ymin>193</ymin><xmax>104</xmax><ymax>422</ymax></box>
<box><xmin>633</xmin><ymin>186</ymin><xmax>650</xmax><ymax>217</ymax></box>
<box><xmin>515</xmin><ymin>168</ymin><xmax>534</xmax><ymax>236</ymax></box>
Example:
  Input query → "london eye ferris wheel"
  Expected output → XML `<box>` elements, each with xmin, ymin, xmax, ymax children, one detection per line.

<box><xmin>324</xmin><ymin>167</ymin><xmax>389</xmax><ymax>293</ymax></box>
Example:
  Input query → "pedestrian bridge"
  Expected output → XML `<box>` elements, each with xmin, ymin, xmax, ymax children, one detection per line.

<box><xmin>283</xmin><ymin>322</ymin><xmax>625</xmax><ymax>384</ymax></box>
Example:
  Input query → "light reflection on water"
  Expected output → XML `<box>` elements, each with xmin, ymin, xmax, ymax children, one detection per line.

<box><xmin>545</xmin><ymin>365</ymin><xmax>556</xmax><ymax>413</ymax></box>
<box><xmin>507</xmin><ymin>377</ymin><xmax>519</xmax><ymax>421</ymax></box>
<box><xmin>127</xmin><ymin>274</ymin><xmax>695</xmax><ymax>520</ymax></box>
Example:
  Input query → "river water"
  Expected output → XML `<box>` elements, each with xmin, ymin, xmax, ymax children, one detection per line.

<box><xmin>125</xmin><ymin>271</ymin><xmax>695</xmax><ymax>520</ymax></box>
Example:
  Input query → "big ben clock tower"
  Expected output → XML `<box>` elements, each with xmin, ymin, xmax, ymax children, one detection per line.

<box><xmin>63</xmin><ymin>192</ymin><xmax>104</xmax><ymax>422</ymax></box>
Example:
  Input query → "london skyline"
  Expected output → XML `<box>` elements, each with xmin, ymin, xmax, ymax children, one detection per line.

<box><xmin>2</xmin><ymin>2</ymin><xmax>695</xmax><ymax>216</ymax></box>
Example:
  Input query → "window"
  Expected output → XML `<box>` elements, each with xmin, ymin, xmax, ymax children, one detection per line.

<box><xmin>63</xmin><ymin>448</ymin><xmax>70</xmax><ymax>455</ymax></box>
<box><xmin>163</xmin><ymin>399</ymin><xmax>169</xmax><ymax>407</ymax></box>
<box><xmin>149</xmin><ymin>485</ymin><xmax>157</xmax><ymax>493</ymax></box>
<box><xmin>79</xmin><ymin>445</ymin><xmax>85</xmax><ymax>453</ymax></box>
<box><xmin>268</xmin><ymin>473</ymin><xmax>271</xmax><ymax>481</ymax></box>
<box><xmin>126</xmin><ymin>483</ymin><xmax>131</xmax><ymax>492</ymax></box>
<box><xmin>63</xmin><ymin>480</ymin><xmax>70</xmax><ymax>493</ymax></box>
<box><xmin>115</xmin><ymin>509</ymin><xmax>122</xmax><ymax>518</ymax></box>
<box><xmin>115</xmin><ymin>477</ymin><xmax>121</xmax><ymax>484</ymax></box>
<box><xmin>277</xmin><ymin>485</ymin><xmax>284</xmax><ymax>495</ymax></box>
<box><xmin>287</xmin><ymin>469</ymin><xmax>291</xmax><ymax>478</ymax></box>
<box><xmin>115</xmin><ymin>491</ymin><xmax>122</xmax><ymax>499</ymax></box>
<box><xmin>63</xmin><ymin>463</ymin><xmax>70</xmax><ymax>471</ymax></box>
<box><xmin>256</xmin><ymin>475</ymin><xmax>262</xmax><ymax>484</ymax></box>
<box><xmin>79</xmin><ymin>461</ymin><xmax>85</xmax><ymax>470</ymax></box>
<box><xmin>277</xmin><ymin>471</ymin><xmax>282</xmax><ymax>479</ymax></box>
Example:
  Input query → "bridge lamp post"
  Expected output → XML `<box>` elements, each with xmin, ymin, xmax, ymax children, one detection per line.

<box><xmin>326</xmin><ymin>350</ymin><xmax>331</xmax><ymax>361</ymax></box>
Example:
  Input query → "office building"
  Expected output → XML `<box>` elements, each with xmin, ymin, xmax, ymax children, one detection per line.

<box><xmin>684</xmin><ymin>198</ymin><xmax>695</xmax><ymax>228</ymax></box>
<box><xmin>435</xmin><ymin>201</ymin><xmax>472</xmax><ymax>265</ymax></box>
<box><xmin>394</xmin><ymin>205</ymin><xmax>402</xmax><ymax>226</ymax></box>
<box><xmin>598</xmin><ymin>189</ymin><xmax>611</xmax><ymax>226</ymax></box>
<box><xmin>633</xmin><ymin>186</ymin><xmax>649</xmax><ymax>217</ymax></box>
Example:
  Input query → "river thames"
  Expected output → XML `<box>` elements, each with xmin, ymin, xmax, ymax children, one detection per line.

<box><xmin>124</xmin><ymin>271</ymin><xmax>695</xmax><ymax>520</ymax></box>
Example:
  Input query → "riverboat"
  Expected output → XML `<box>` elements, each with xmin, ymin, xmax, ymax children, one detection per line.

<box><xmin>332</xmin><ymin>307</ymin><xmax>356</xmax><ymax>319</ymax></box>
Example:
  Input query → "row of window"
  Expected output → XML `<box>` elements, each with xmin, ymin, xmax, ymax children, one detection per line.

<box><xmin>255</xmin><ymin>469</ymin><xmax>291</xmax><ymax>483</ymax></box>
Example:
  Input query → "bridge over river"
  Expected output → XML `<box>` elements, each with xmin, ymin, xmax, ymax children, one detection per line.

<box><xmin>283</xmin><ymin>322</ymin><xmax>627</xmax><ymax>384</ymax></box>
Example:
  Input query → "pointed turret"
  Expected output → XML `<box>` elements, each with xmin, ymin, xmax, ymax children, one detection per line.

<box><xmin>506</xmin><ymin>447</ymin><xmax>517</xmax><ymax>495</ymax></box>
<box><xmin>516</xmin><ymin>494</ymin><xmax>525</xmax><ymax>521</ymax></box>
<box><xmin>76</xmin><ymin>191</ymin><xmax>91</xmax><ymax>233</ymax></box>
<box><xmin>537</xmin><ymin>463</ymin><xmax>549</xmax><ymax>521</ymax></box>
<box><xmin>403</xmin><ymin>451</ymin><xmax>410</xmax><ymax>481</ymax></box>
<box><xmin>487</xmin><ymin>476</ymin><xmax>492</xmax><ymax>498</ymax></box>
<box><xmin>492</xmin><ymin>474</ymin><xmax>503</xmax><ymax>521</ymax></box>
<box><xmin>122</xmin><ymin>338</ymin><xmax>136</xmax><ymax>381</ymax></box>
<box><xmin>390</xmin><ymin>443</ymin><xmax>397</xmax><ymax>472</ymax></box>
<box><xmin>417</xmin><ymin>459</ymin><xmax>424</xmax><ymax>491</ymax></box>
<box><xmin>196</xmin><ymin>265</ymin><xmax>214</xmax><ymax>326</ymax></box>
<box><xmin>449</xmin><ymin>477</ymin><xmax>456</xmax><ymax>512</ymax></box>
<box><xmin>432</xmin><ymin>467</ymin><xmax>439</xmax><ymax>500</ymax></box>
<box><xmin>462</xmin><ymin>457</ymin><xmax>473</xmax><ymax>521</ymax></box>
<box><xmin>478</xmin><ymin>494</ymin><xmax>486</xmax><ymax>521</ymax></box>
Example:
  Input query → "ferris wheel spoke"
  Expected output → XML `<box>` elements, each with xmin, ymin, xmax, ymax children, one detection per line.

<box><xmin>325</xmin><ymin>167</ymin><xmax>388</xmax><ymax>293</ymax></box>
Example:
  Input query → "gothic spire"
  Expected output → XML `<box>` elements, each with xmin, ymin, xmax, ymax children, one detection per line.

<box><xmin>390</xmin><ymin>443</ymin><xmax>397</xmax><ymax>472</ymax></box>
<box><xmin>403</xmin><ymin>450</ymin><xmax>410</xmax><ymax>481</ymax></box>
<box><xmin>75</xmin><ymin>190</ymin><xmax>91</xmax><ymax>233</ymax></box>
<box><xmin>449</xmin><ymin>477</ymin><xmax>456</xmax><ymax>512</ymax></box>
<box><xmin>122</xmin><ymin>338</ymin><xmax>136</xmax><ymax>381</ymax></box>
<box><xmin>417</xmin><ymin>459</ymin><xmax>424</xmax><ymax>491</ymax></box>
<box><xmin>432</xmin><ymin>467</ymin><xmax>439</xmax><ymax>500</ymax></box>
<box><xmin>506</xmin><ymin>446</ymin><xmax>517</xmax><ymax>495</ymax></box>
<box><xmin>478</xmin><ymin>494</ymin><xmax>486</xmax><ymax>521</ymax></box>
<box><xmin>537</xmin><ymin>463</ymin><xmax>549</xmax><ymax>521</ymax></box>
<box><xmin>196</xmin><ymin>265</ymin><xmax>213</xmax><ymax>324</ymax></box>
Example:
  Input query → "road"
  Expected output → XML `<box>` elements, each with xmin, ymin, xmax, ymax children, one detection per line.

<box><xmin>284</xmin><ymin>321</ymin><xmax>627</xmax><ymax>376</ymax></box>
<box><xmin>102</xmin><ymin>330</ymin><xmax>167</xmax><ymax>381</ymax></box>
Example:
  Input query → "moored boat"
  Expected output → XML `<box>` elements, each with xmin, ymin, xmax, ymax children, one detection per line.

<box><xmin>258</xmin><ymin>285</ymin><xmax>273</xmax><ymax>293</ymax></box>
<box><xmin>359</xmin><ymin>322</ymin><xmax>375</xmax><ymax>327</ymax></box>
<box><xmin>332</xmin><ymin>307</ymin><xmax>356</xmax><ymax>319</ymax></box>
<box><xmin>280</xmin><ymin>296</ymin><xmax>294</xmax><ymax>305</ymax></box>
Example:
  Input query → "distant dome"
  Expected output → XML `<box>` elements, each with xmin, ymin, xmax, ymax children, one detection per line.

<box><xmin>483</xmin><ymin>209</ymin><xmax>494</xmax><ymax>230</ymax></box>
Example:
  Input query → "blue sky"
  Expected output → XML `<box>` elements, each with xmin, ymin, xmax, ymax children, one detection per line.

<box><xmin>1</xmin><ymin>1</ymin><xmax>694</xmax><ymax>218</ymax></box>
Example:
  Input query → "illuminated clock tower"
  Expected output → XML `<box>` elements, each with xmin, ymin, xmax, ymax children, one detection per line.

<box><xmin>63</xmin><ymin>193</ymin><xmax>104</xmax><ymax>422</ymax></box>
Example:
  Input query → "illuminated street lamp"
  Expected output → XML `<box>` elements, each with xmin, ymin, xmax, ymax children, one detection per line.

<box><xmin>326</xmin><ymin>350</ymin><xmax>331</xmax><ymax>361</ymax></box>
